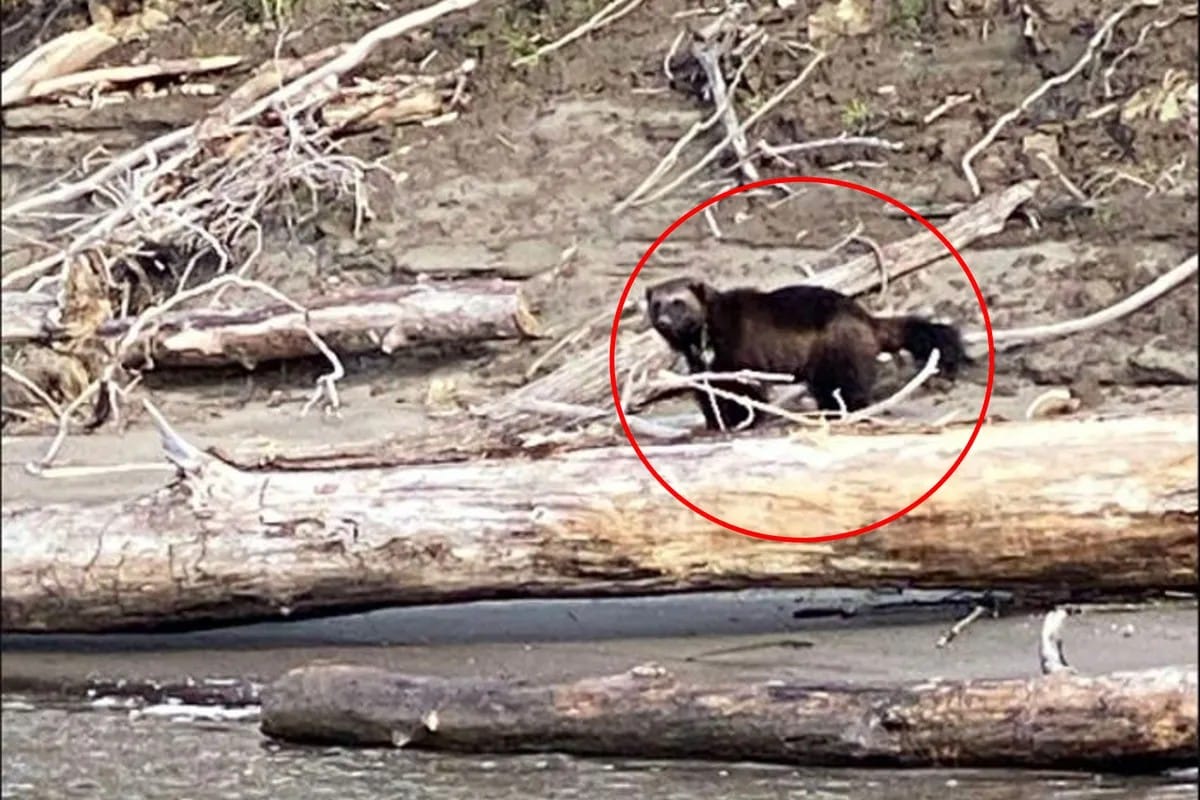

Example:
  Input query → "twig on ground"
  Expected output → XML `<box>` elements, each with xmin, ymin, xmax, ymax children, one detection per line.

<box><xmin>1039</xmin><ymin>607</ymin><xmax>1077</xmax><ymax>675</ymax></box>
<box><xmin>936</xmin><ymin>603</ymin><xmax>989</xmax><ymax>648</ymax></box>
<box><xmin>825</xmin><ymin>221</ymin><xmax>865</xmax><ymax>256</ymax></box>
<box><xmin>1103</xmin><ymin>6</ymin><xmax>1198</xmax><ymax>98</ymax></box>
<box><xmin>1025</xmin><ymin>388</ymin><xmax>1078</xmax><ymax>420</ymax></box>
<box><xmin>1</xmin><ymin>362</ymin><xmax>63</xmax><ymax>417</ymax></box>
<box><xmin>827</xmin><ymin>160</ymin><xmax>887</xmax><ymax>172</ymax></box>
<box><xmin>723</xmin><ymin>135</ymin><xmax>902</xmax><ymax>174</ymax></box>
<box><xmin>511</xmin><ymin>0</ymin><xmax>645</xmax><ymax>67</ymax></box>
<box><xmin>703</xmin><ymin>206</ymin><xmax>724</xmax><ymax>238</ymax></box>
<box><xmin>650</xmin><ymin>368</ymin><xmax>816</xmax><ymax>428</ymax></box>
<box><xmin>612</xmin><ymin>31</ymin><xmax>767</xmax><ymax>213</ymax></box>
<box><xmin>1033</xmin><ymin>152</ymin><xmax>1091</xmax><ymax>203</ymax></box>
<box><xmin>674</xmin><ymin>369</ymin><xmax>797</xmax><ymax>386</ymax></box>
<box><xmin>848</xmin><ymin>232</ymin><xmax>890</xmax><ymax>311</ymax></box>
<box><xmin>25</xmin><ymin>378</ymin><xmax>104</xmax><ymax>475</ymax></box>
<box><xmin>617</xmin><ymin>47</ymin><xmax>826</xmax><ymax>211</ymax></box>
<box><xmin>26</xmin><ymin>462</ymin><xmax>177</xmax><ymax>479</ymax></box>
<box><xmin>964</xmin><ymin>254</ymin><xmax>1198</xmax><ymax>353</ymax></box>
<box><xmin>1153</xmin><ymin>153</ymin><xmax>1190</xmax><ymax>194</ymax></box>
<box><xmin>692</xmin><ymin>32</ymin><xmax>762</xmax><ymax>188</ymax></box>
<box><xmin>960</xmin><ymin>0</ymin><xmax>1160</xmax><ymax>197</ymax></box>
<box><xmin>840</xmin><ymin>348</ymin><xmax>941</xmax><ymax>425</ymax></box>
<box><xmin>923</xmin><ymin>93</ymin><xmax>973</xmax><ymax>125</ymax></box>
<box><xmin>663</xmin><ymin>29</ymin><xmax>686</xmax><ymax>82</ymax></box>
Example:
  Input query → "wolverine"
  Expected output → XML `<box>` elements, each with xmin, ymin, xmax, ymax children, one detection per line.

<box><xmin>644</xmin><ymin>276</ymin><xmax>968</xmax><ymax>431</ymax></box>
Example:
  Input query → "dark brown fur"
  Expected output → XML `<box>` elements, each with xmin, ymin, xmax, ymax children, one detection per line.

<box><xmin>644</xmin><ymin>276</ymin><xmax>968</xmax><ymax>431</ymax></box>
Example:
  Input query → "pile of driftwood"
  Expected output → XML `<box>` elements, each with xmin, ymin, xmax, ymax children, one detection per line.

<box><xmin>1</xmin><ymin>0</ymin><xmax>1197</xmax><ymax>778</ymax></box>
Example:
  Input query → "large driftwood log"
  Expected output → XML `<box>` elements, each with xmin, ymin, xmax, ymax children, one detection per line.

<box><xmin>1</xmin><ymin>411</ymin><xmax>1194</xmax><ymax>633</ymax></box>
<box><xmin>1</xmin><ymin>280</ymin><xmax>539</xmax><ymax>368</ymax></box>
<box><xmin>259</xmin><ymin>661</ymin><xmax>1198</xmax><ymax>771</ymax></box>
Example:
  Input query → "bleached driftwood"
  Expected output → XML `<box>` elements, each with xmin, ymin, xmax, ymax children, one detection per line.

<box><xmin>1</xmin><ymin>280</ymin><xmax>539</xmax><ymax>369</ymax></box>
<box><xmin>3</xmin><ymin>56</ymin><xmax>244</xmax><ymax>107</ymax></box>
<box><xmin>0</xmin><ymin>5</ymin><xmax>174</xmax><ymax>106</ymax></box>
<box><xmin>1</xmin><ymin>410</ymin><xmax>1194</xmax><ymax>633</ymax></box>
<box><xmin>259</xmin><ymin>661</ymin><xmax>1197</xmax><ymax>771</ymax></box>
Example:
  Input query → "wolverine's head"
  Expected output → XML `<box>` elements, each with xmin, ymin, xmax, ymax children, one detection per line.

<box><xmin>644</xmin><ymin>277</ymin><xmax>713</xmax><ymax>352</ymax></box>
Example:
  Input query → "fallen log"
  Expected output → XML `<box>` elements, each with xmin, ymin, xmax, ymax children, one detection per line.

<box><xmin>259</xmin><ymin>661</ymin><xmax>1198</xmax><ymax>771</ymax></box>
<box><xmin>0</xmin><ymin>5</ymin><xmax>173</xmax><ymax>106</ymax></box>
<box><xmin>1</xmin><ymin>408</ymin><xmax>1194</xmax><ymax>633</ymax></box>
<box><xmin>8</xmin><ymin>55</ymin><xmax>244</xmax><ymax>106</ymax></box>
<box><xmin>1</xmin><ymin>280</ymin><xmax>540</xmax><ymax>368</ymax></box>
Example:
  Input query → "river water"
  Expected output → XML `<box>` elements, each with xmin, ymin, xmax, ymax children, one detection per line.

<box><xmin>3</xmin><ymin>591</ymin><xmax>1197</xmax><ymax>800</ymax></box>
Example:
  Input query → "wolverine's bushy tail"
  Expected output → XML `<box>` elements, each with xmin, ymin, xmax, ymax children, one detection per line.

<box><xmin>873</xmin><ymin>316</ymin><xmax>968</xmax><ymax>378</ymax></box>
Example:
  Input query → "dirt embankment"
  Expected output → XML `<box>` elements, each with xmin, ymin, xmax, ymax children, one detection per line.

<box><xmin>0</xmin><ymin>0</ymin><xmax>1196</xmax><ymax>487</ymax></box>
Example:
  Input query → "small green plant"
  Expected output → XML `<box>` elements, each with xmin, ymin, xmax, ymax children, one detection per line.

<box><xmin>892</xmin><ymin>0</ymin><xmax>927</xmax><ymax>31</ymax></box>
<box><xmin>235</xmin><ymin>0</ymin><xmax>302</xmax><ymax>27</ymax></box>
<box><xmin>495</xmin><ymin>3</ymin><xmax>547</xmax><ymax>62</ymax></box>
<box><xmin>841</xmin><ymin>97</ymin><xmax>872</xmax><ymax>132</ymax></box>
<box><xmin>742</xmin><ymin>89</ymin><xmax>765</xmax><ymax>113</ymax></box>
<box><xmin>499</xmin><ymin>26</ymin><xmax>543</xmax><ymax>60</ymax></box>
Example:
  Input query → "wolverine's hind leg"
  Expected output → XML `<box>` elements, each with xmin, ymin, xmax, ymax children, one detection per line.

<box><xmin>806</xmin><ymin>353</ymin><xmax>874</xmax><ymax>415</ymax></box>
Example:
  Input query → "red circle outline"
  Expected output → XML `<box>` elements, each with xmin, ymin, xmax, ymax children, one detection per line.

<box><xmin>608</xmin><ymin>175</ymin><xmax>997</xmax><ymax>544</ymax></box>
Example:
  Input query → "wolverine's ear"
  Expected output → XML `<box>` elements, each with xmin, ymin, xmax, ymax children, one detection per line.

<box><xmin>688</xmin><ymin>280</ymin><xmax>714</xmax><ymax>305</ymax></box>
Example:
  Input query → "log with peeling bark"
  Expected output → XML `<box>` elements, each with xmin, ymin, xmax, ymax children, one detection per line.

<box><xmin>2</xmin><ymin>409</ymin><xmax>1194</xmax><ymax>633</ymax></box>
<box><xmin>0</xmin><ymin>280</ymin><xmax>540</xmax><ymax>369</ymax></box>
<box><xmin>259</xmin><ymin>661</ymin><xmax>1198</xmax><ymax>771</ymax></box>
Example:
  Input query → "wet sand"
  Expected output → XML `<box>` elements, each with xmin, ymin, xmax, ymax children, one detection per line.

<box><xmin>3</xmin><ymin>591</ymin><xmax>1195</xmax><ymax>693</ymax></box>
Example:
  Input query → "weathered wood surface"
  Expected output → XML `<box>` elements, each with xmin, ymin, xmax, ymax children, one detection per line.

<box><xmin>259</xmin><ymin>662</ymin><xmax>1199</xmax><ymax>771</ymax></box>
<box><xmin>1</xmin><ymin>280</ymin><xmax>539</xmax><ymax>368</ymax></box>
<box><xmin>1</xmin><ymin>411</ymin><xmax>1194</xmax><ymax>633</ymax></box>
